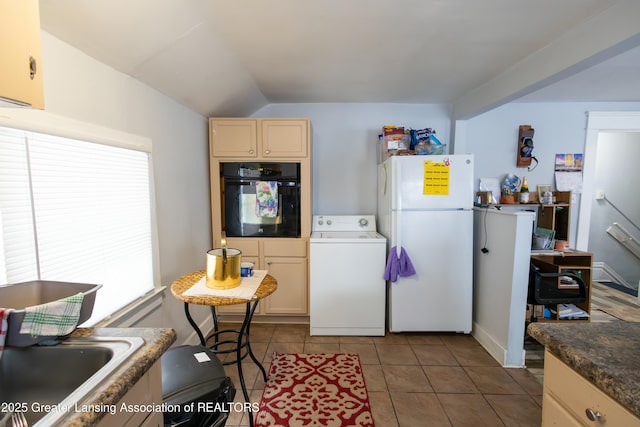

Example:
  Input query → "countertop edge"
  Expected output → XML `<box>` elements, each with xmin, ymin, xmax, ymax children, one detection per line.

<box><xmin>64</xmin><ymin>327</ymin><xmax>177</xmax><ymax>426</ymax></box>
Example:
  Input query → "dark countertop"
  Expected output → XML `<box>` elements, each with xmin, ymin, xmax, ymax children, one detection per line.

<box><xmin>64</xmin><ymin>327</ymin><xmax>176</xmax><ymax>426</ymax></box>
<box><xmin>527</xmin><ymin>321</ymin><xmax>640</xmax><ymax>418</ymax></box>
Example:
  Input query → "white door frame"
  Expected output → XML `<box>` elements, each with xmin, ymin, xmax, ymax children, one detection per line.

<box><xmin>577</xmin><ymin>111</ymin><xmax>640</xmax><ymax>250</ymax></box>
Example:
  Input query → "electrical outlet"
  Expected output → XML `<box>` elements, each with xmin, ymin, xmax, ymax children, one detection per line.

<box><xmin>595</xmin><ymin>189</ymin><xmax>605</xmax><ymax>200</ymax></box>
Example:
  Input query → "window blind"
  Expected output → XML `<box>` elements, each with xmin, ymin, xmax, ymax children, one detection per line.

<box><xmin>0</xmin><ymin>126</ymin><xmax>154</xmax><ymax>324</ymax></box>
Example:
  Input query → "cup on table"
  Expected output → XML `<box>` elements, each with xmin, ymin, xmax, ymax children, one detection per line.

<box><xmin>241</xmin><ymin>262</ymin><xmax>254</xmax><ymax>277</ymax></box>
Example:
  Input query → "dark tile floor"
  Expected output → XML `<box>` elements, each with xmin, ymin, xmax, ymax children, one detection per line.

<box><xmin>219</xmin><ymin>281</ymin><xmax>636</xmax><ymax>426</ymax></box>
<box><xmin>220</xmin><ymin>325</ymin><xmax>542</xmax><ymax>426</ymax></box>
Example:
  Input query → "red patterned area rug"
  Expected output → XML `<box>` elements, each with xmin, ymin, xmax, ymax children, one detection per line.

<box><xmin>255</xmin><ymin>353</ymin><xmax>375</xmax><ymax>427</ymax></box>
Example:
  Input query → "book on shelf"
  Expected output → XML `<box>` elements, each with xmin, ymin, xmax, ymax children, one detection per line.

<box><xmin>550</xmin><ymin>303</ymin><xmax>590</xmax><ymax>319</ymax></box>
<box><xmin>558</xmin><ymin>274</ymin><xmax>584</xmax><ymax>289</ymax></box>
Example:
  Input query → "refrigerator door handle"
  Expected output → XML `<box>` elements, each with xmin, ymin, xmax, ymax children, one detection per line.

<box><xmin>393</xmin><ymin>216</ymin><xmax>401</xmax><ymax>258</ymax></box>
<box><xmin>381</xmin><ymin>163</ymin><xmax>388</xmax><ymax>196</ymax></box>
<box><xmin>393</xmin><ymin>159</ymin><xmax>400</xmax><ymax>209</ymax></box>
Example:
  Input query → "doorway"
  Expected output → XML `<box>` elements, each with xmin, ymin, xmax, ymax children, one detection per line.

<box><xmin>577</xmin><ymin>111</ymin><xmax>640</xmax><ymax>293</ymax></box>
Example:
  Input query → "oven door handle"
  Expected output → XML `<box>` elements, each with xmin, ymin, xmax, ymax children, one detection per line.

<box><xmin>225</xmin><ymin>179</ymin><xmax>298</xmax><ymax>186</ymax></box>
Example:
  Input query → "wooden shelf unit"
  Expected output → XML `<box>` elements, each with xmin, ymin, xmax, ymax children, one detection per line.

<box><xmin>530</xmin><ymin>250</ymin><xmax>593</xmax><ymax>321</ymax></box>
<box><xmin>496</xmin><ymin>191</ymin><xmax>572</xmax><ymax>242</ymax></box>
<box><xmin>536</xmin><ymin>191</ymin><xmax>571</xmax><ymax>242</ymax></box>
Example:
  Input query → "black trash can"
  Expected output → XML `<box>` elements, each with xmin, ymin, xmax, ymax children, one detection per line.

<box><xmin>161</xmin><ymin>345</ymin><xmax>236</xmax><ymax>427</ymax></box>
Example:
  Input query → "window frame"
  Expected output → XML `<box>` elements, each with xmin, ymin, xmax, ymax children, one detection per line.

<box><xmin>0</xmin><ymin>108</ymin><xmax>161</xmax><ymax>325</ymax></box>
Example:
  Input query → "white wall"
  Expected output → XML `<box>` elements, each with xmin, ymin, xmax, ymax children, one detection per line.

<box><xmin>462</xmin><ymin>102</ymin><xmax>640</xmax><ymax>248</ymax></box>
<box><xmin>472</xmin><ymin>208</ymin><xmax>534</xmax><ymax>367</ymax></box>
<box><xmin>253</xmin><ymin>103</ymin><xmax>451</xmax><ymax>215</ymax></box>
<box><xmin>253</xmin><ymin>102</ymin><xmax>640</xmax><ymax>225</ymax></box>
<box><xmin>252</xmin><ymin>102</ymin><xmax>640</xmax><ymax>251</ymax></box>
<box><xmin>40</xmin><ymin>31</ymin><xmax>212</xmax><ymax>344</ymax></box>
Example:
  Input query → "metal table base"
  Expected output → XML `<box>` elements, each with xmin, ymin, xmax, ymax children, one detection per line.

<box><xmin>183</xmin><ymin>300</ymin><xmax>267</xmax><ymax>427</ymax></box>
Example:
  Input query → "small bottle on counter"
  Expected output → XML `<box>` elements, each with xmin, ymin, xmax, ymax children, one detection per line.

<box><xmin>519</xmin><ymin>176</ymin><xmax>529</xmax><ymax>203</ymax></box>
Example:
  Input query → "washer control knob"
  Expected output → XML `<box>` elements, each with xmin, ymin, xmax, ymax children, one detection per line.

<box><xmin>326</xmin><ymin>220</ymin><xmax>332</xmax><ymax>225</ymax></box>
<box><xmin>317</xmin><ymin>220</ymin><xmax>323</xmax><ymax>225</ymax></box>
<box><xmin>359</xmin><ymin>218</ymin><xmax>369</xmax><ymax>227</ymax></box>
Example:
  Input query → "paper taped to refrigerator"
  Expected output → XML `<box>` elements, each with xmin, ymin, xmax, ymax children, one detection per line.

<box><xmin>423</xmin><ymin>160</ymin><xmax>450</xmax><ymax>196</ymax></box>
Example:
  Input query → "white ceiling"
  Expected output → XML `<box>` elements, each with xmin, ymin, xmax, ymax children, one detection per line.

<box><xmin>38</xmin><ymin>0</ymin><xmax>640</xmax><ymax>118</ymax></box>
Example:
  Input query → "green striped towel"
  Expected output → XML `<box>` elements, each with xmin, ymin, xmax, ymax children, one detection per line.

<box><xmin>19</xmin><ymin>293</ymin><xmax>84</xmax><ymax>336</ymax></box>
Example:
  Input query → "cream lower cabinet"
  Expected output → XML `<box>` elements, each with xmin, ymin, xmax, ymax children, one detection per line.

<box><xmin>262</xmin><ymin>255</ymin><xmax>307</xmax><ymax>314</ymax></box>
<box><xmin>217</xmin><ymin>237</ymin><xmax>308</xmax><ymax>317</ymax></box>
<box><xmin>98</xmin><ymin>362</ymin><xmax>163</xmax><ymax>427</ymax></box>
<box><xmin>542</xmin><ymin>350</ymin><xmax>640</xmax><ymax>426</ymax></box>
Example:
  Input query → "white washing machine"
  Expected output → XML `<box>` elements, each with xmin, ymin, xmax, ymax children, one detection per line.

<box><xmin>309</xmin><ymin>215</ymin><xmax>387</xmax><ymax>336</ymax></box>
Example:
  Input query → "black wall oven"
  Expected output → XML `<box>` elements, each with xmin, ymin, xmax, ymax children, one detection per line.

<box><xmin>220</xmin><ymin>162</ymin><xmax>301</xmax><ymax>238</ymax></box>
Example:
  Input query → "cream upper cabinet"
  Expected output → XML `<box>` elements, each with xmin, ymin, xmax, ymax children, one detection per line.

<box><xmin>210</xmin><ymin>118</ymin><xmax>309</xmax><ymax>159</ymax></box>
<box><xmin>0</xmin><ymin>0</ymin><xmax>44</xmax><ymax>109</ymax></box>
<box><xmin>261</xmin><ymin>119</ymin><xmax>308</xmax><ymax>158</ymax></box>
<box><xmin>209</xmin><ymin>119</ymin><xmax>258</xmax><ymax>157</ymax></box>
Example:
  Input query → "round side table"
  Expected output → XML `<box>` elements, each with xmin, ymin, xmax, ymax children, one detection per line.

<box><xmin>171</xmin><ymin>270</ymin><xmax>277</xmax><ymax>427</ymax></box>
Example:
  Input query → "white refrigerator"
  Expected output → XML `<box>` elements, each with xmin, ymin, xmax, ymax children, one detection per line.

<box><xmin>377</xmin><ymin>155</ymin><xmax>474</xmax><ymax>333</ymax></box>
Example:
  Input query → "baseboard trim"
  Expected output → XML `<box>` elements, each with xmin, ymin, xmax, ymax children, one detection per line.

<box><xmin>216</xmin><ymin>315</ymin><xmax>310</xmax><ymax>325</ymax></box>
<box><xmin>472</xmin><ymin>322</ymin><xmax>525</xmax><ymax>368</ymax></box>
<box><xmin>592</xmin><ymin>261</ymin><xmax>632</xmax><ymax>289</ymax></box>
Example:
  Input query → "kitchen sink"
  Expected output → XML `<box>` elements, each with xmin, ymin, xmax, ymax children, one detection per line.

<box><xmin>0</xmin><ymin>336</ymin><xmax>144</xmax><ymax>426</ymax></box>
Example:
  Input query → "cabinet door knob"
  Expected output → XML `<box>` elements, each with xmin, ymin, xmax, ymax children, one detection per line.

<box><xmin>29</xmin><ymin>55</ymin><xmax>37</xmax><ymax>80</ymax></box>
<box><xmin>264</xmin><ymin>150</ymin><xmax>270</xmax><ymax>155</ymax></box>
<box><xmin>249</xmin><ymin>149</ymin><xmax>254</xmax><ymax>154</ymax></box>
<box><xmin>585</xmin><ymin>408</ymin><xmax>604</xmax><ymax>422</ymax></box>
